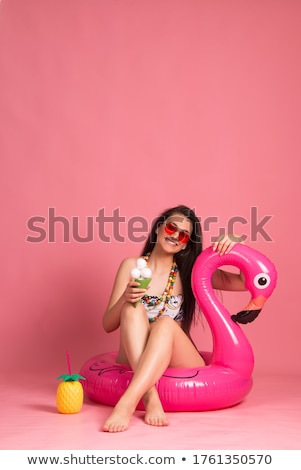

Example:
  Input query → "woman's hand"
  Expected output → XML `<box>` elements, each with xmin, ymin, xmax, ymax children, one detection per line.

<box><xmin>212</xmin><ymin>234</ymin><xmax>244</xmax><ymax>255</ymax></box>
<box><xmin>123</xmin><ymin>280</ymin><xmax>147</xmax><ymax>304</ymax></box>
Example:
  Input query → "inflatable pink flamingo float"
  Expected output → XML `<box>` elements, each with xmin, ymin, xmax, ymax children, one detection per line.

<box><xmin>80</xmin><ymin>244</ymin><xmax>277</xmax><ymax>411</ymax></box>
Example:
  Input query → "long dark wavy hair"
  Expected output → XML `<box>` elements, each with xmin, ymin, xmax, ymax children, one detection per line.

<box><xmin>141</xmin><ymin>205</ymin><xmax>202</xmax><ymax>335</ymax></box>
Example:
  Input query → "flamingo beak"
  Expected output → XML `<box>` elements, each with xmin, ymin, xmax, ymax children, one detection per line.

<box><xmin>231</xmin><ymin>295</ymin><xmax>267</xmax><ymax>324</ymax></box>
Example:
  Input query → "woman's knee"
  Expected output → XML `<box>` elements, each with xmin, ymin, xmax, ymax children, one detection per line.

<box><xmin>120</xmin><ymin>302</ymin><xmax>149</xmax><ymax>325</ymax></box>
<box><xmin>151</xmin><ymin>316</ymin><xmax>180</xmax><ymax>332</ymax></box>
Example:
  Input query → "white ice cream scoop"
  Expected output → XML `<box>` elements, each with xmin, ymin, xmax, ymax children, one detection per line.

<box><xmin>136</xmin><ymin>258</ymin><xmax>147</xmax><ymax>269</ymax></box>
<box><xmin>140</xmin><ymin>267</ymin><xmax>152</xmax><ymax>279</ymax></box>
<box><xmin>130</xmin><ymin>267</ymin><xmax>141</xmax><ymax>279</ymax></box>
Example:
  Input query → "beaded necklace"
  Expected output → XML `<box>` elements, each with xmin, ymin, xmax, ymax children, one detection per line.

<box><xmin>141</xmin><ymin>253</ymin><xmax>178</xmax><ymax>322</ymax></box>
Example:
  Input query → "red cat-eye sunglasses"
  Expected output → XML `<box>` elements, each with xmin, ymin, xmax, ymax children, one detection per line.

<box><xmin>164</xmin><ymin>222</ymin><xmax>190</xmax><ymax>244</ymax></box>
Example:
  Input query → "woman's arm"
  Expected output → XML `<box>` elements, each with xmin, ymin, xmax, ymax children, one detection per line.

<box><xmin>102</xmin><ymin>257</ymin><xmax>147</xmax><ymax>333</ymax></box>
<box><xmin>212</xmin><ymin>268</ymin><xmax>246</xmax><ymax>291</ymax></box>
<box><xmin>211</xmin><ymin>234</ymin><xmax>246</xmax><ymax>291</ymax></box>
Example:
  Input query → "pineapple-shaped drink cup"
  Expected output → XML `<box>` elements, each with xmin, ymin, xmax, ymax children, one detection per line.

<box><xmin>56</xmin><ymin>351</ymin><xmax>85</xmax><ymax>414</ymax></box>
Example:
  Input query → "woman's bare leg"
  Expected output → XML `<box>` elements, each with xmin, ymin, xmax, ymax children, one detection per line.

<box><xmin>116</xmin><ymin>303</ymin><xmax>168</xmax><ymax>427</ymax></box>
<box><xmin>103</xmin><ymin>316</ymin><xmax>205</xmax><ymax>432</ymax></box>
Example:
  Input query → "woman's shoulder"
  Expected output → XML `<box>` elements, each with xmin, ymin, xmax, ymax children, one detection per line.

<box><xmin>118</xmin><ymin>256</ymin><xmax>139</xmax><ymax>270</ymax></box>
<box><xmin>114</xmin><ymin>257</ymin><xmax>138</xmax><ymax>280</ymax></box>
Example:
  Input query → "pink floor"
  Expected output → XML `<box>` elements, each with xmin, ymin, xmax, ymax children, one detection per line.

<box><xmin>1</xmin><ymin>373</ymin><xmax>300</xmax><ymax>451</ymax></box>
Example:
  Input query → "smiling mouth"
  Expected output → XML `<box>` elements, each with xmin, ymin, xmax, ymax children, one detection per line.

<box><xmin>165</xmin><ymin>236</ymin><xmax>178</xmax><ymax>246</ymax></box>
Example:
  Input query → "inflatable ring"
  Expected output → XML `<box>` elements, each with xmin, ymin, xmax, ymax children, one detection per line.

<box><xmin>80</xmin><ymin>244</ymin><xmax>277</xmax><ymax>412</ymax></box>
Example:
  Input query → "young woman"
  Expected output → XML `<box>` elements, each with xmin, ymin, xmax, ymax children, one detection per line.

<box><xmin>102</xmin><ymin>205</ymin><xmax>246</xmax><ymax>432</ymax></box>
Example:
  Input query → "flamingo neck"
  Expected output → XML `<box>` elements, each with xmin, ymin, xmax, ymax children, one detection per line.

<box><xmin>192</xmin><ymin>253</ymin><xmax>254</xmax><ymax>375</ymax></box>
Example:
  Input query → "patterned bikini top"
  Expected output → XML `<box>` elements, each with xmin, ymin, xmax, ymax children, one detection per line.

<box><xmin>141</xmin><ymin>294</ymin><xmax>184</xmax><ymax>322</ymax></box>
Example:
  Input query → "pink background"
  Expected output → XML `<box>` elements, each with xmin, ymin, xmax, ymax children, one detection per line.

<box><xmin>1</xmin><ymin>0</ymin><xmax>300</xmax><ymax>381</ymax></box>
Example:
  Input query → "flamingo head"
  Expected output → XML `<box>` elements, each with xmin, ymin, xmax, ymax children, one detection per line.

<box><xmin>230</xmin><ymin>244</ymin><xmax>277</xmax><ymax>324</ymax></box>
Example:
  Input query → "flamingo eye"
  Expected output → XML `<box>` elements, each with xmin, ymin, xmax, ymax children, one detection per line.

<box><xmin>253</xmin><ymin>273</ymin><xmax>271</xmax><ymax>289</ymax></box>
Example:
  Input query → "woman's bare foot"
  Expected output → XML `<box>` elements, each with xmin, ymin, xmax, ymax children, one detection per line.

<box><xmin>143</xmin><ymin>391</ymin><xmax>169</xmax><ymax>427</ymax></box>
<box><xmin>102</xmin><ymin>402</ymin><xmax>134</xmax><ymax>433</ymax></box>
